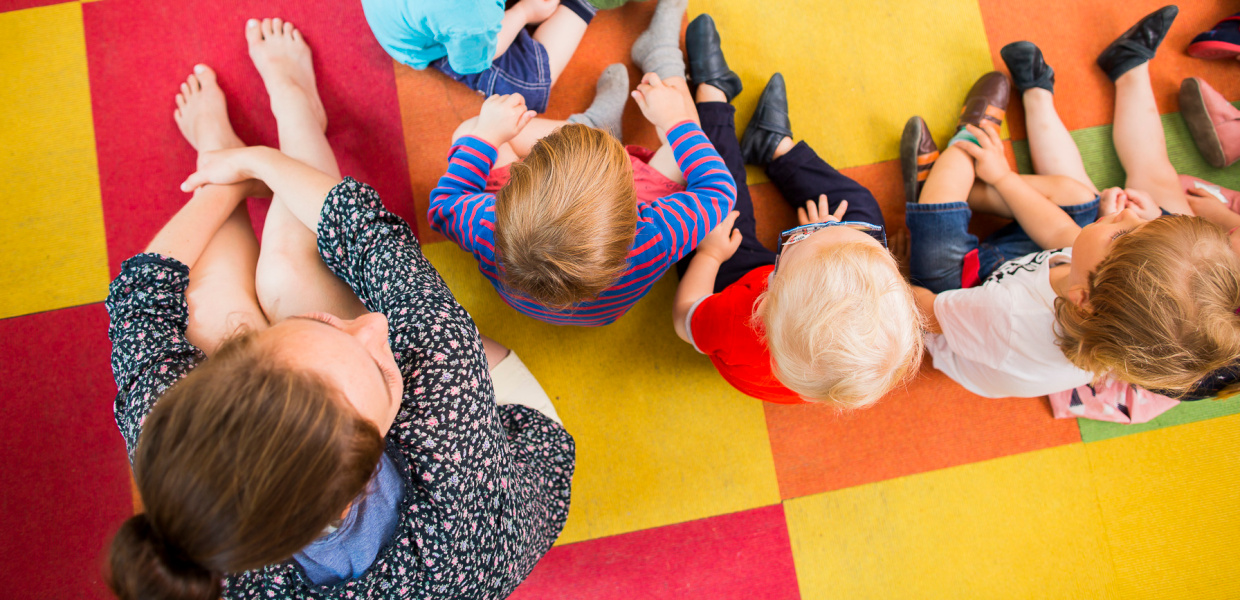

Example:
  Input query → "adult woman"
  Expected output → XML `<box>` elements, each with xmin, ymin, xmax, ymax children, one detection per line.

<box><xmin>107</xmin><ymin>18</ymin><xmax>572</xmax><ymax>599</ymax></box>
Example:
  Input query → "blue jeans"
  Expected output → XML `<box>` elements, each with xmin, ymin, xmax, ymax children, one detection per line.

<box><xmin>431</xmin><ymin>30</ymin><xmax>552</xmax><ymax>113</ymax></box>
<box><xmin>905</xmin><ymin>196</ymin><xmax>1100</xmax><ymax>294</ymax></box>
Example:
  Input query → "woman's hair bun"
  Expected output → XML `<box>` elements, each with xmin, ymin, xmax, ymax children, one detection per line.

<box><xmin>107</xmin><ymin>513</ymin><xmax>221</xmax><ymax>600</ymax></box>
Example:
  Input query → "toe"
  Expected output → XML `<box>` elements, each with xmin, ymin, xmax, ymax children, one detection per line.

<box><xmin>180</xmin><ymin>82</ymin><xmax>191</xmax><ymax>98</ymax></box>
<box><xmin>292</xmin><ymin>28</ymin><xmax>304</xmax><ymax>44</ymax></box>
<box><xmin>261</xmin><ymin>18</ymin><xmax>274</xmax><ymax>39</ymax></box>
<box><xmin>187</xmin><ymin>74</ymin><xmax>200</xmax><ymax>92</ymax></box>
<box><xmin>175</xmin><ymin>93</ymin><xmax>185</xmax><ymax>108</ymax></box>
<box><xmin>245</xmin><ymin>19</ymin><xmax>262</xmax><ymax>44</ymax></box>
<box><xmin>194</xmin><ymin>64</ymin><xmax>216</xmax><ymax>87</ymax></box>
<box><xmin>272</xmin><ymin>18</ymin><xmax>283</xmax><ymax>37</ymax></box>
<box><xmin>174</xmin><ymin>108</ymin><xmax>182</xmax><ymax>121</ymax></box>
<box><xmin>283</xmin><ymin>21</ymin><xmax>294</xmax><ymax>37</ymax></box>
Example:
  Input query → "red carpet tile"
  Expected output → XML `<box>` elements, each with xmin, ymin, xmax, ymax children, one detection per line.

<box><xmin>397</xmin><ymin>2</ymin><xmax>672</xmax><ymax>243</ymax></box>
<box><xmin>765</xmin><ymin>364</ymin><xmax>1082</xmax><ymax>500</ymax></box>
<box><xmin>0</xmin><ymin>0</ymin><xmax>63</xmax><ymax>13</ymax></box>
<box><xmin>509</xmin><ymin>504</ymin><xmax>800</xmax><ymax>600</ymax></box>
<box><xmin>980</xmin><ymin>0</ymin><xmax>1240</xmax><ymax>141</ymax></box>
<box><xmin>0</xmin><ymin>304</ymin><xmax>131</xmax><ymax>600</ymax></box>
<box><xmin>83</xmin><ymin>0</ymin><xmax>413</xmax><ymax>274</ymax></box>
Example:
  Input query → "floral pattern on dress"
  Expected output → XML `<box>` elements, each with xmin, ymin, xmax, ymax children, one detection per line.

<box><xmin>106</xmin><ymin>178</ymin><xmax>575</xmax><ymax>599</ymax></box>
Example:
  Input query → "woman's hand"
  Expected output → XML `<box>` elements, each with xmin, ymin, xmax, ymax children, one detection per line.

<box><xmin>798</xmin><ymin>194</ymin><xmax>847</xmax><ymax>225</ymax></box>
<box><xmin>632</xmin><ymin>73</ymin><xmax>696</xmax><ymax>132</ymax></box>
<box><xmin>180</xmin><ymin>147</ymin><xmax>269</xmax><ymax>192</ymax></box>
<box><xmin>955</xmin><ymin>122</ymin><xmax>1012</xmax><ymax>185</ymax></box>
<box><xmin>695</xmin><ymin>210</ymin><xmax>742</xmax><ymax>263</ymax></box>
<box><xmin>471</xmin><ymin>93</ymin><xmax>537</xmax><ymax>148</ymax></box>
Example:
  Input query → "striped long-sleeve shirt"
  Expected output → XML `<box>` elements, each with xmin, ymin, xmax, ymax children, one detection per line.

<box><xmin>429</xmin><ymin>120</ymin><xmax>737</xmax><ymax>326</ymax></box>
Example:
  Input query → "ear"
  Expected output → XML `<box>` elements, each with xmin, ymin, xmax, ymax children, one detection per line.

<box><xmin>1066</xmin><ymin>284</ymin><xmax>1091</xmax><ymax>310</ymax></box>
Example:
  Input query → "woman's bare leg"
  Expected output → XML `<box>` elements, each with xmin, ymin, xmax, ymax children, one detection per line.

<box><xmin>172</xmin><ymin>65</ymin><xmax>270</xmax><ymax>354</ymax></box>
<box><xmin>1112</xmin><ymin>63</ymin><xmax>1191</xmax><ymax>214</ymax></box>
<box><xmin>1021</xmin><ymin>88</ymin><xmax>1098</xmax><ymax>193</ymax></box>
<box><xmin>247</xmin><ymin>18</ymin><xmax>367</xmax><ymax>322</ymax></box>
<box><xmin>967</xmin><ymin>174</ymin><xmax>1097</xmax><ymax>218</ymax></box>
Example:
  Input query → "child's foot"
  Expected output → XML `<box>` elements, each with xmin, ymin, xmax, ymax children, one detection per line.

<box><xmin>957</xmin><ymin>71</ymin><xmax>1009</xmax><ymax>131</ymax></box>
<box><xmin>1188</xmin><ymin>13</ymin><xmax>1240</xmax><ymax>59</ymax></box>
<box><xmin>686</xmin><ymin>14</ymin><xmax>742</xmax><ymax>102</ymax></box>
<box><xmin>568</xmin><ymin>63</ymin><xmax>629</xmax><ymax>139</ymax></box>
<box><xmin>246</xmin><ymin>18</ymin><xmax>326</xmax><ymax>132</ymax></box>
<box><xmin>1096</xmin><ymin>5</ymin><xmax>1178</xmax><ymax>82</ymax></box>
<box><xmin>174</xmin><ymin>65</ymin><xmax>244</xmax><ymax>153</ymax></box>
<box><xmin>1000</xmin><ymin>41</ymin><xmax>1055</xmax><ymax>94</ymax></box>
<box><xmin>631</xmin><ymin>0</ymin><xmax>687</xmax><ymax>80</ymax></box>
<box><xmin>1180</xmin><ymin>77</ymin><xmax>1240</xmax><ymax>169</ymax></box>
<box><xmin>900</xmin><ymin>116</ymin><xmax>938</xmax><ymax>204</ymax></box>
<box><xmin>740</xmin><ymin>73</ymin><xmax>792</xmax><ymax>166</ymax></box>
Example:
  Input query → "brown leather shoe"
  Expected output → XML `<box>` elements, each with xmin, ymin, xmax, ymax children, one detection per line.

<box><xmin>958</xmin><ymin>71</ymin><xmax>1011</xmax><ymax>130</ymax></box>
<box><xmin>901</xmin><ymin>116</ymin><xmax>939</xmax><ymax>204</ymax></box>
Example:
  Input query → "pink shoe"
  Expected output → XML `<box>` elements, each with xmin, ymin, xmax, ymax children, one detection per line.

<box><xmin>1180</xmin><ymin>77</ymin><xmax>1240</xmax><ymax>168</ymax></box>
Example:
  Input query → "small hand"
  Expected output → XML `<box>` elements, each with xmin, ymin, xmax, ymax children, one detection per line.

<box><xmin>954</xmin><ymin>122</ymin><xmax>1012</xmax><ymax>185</ymax></box>
<box><xmin>1121</xmin><ymin>188</ymin><xmax>1162</xmax><ymax>222</ymax></box>
<box><xmin>1097</xmin><ymin>187</ymin><xmax>1127</xmax><ymax>217</ymax></box>
<box><xmin>472</xmin><ymin>94</ymin><xmax>537</xmax><ymax>147</ymax></box>
<box><xmin>180</xmin><ymin>147</ymin><xmax>264</xmax><ymax>192</ymax></box>
<box><xmin>797</xmin><ymin>194</ymin><xmax>847</xmax><ymax>226</ymax></box>
<box><xmin>514</xmin><ymin>0</ymin><xmax>559</xmax><ymax>24</ymax></box>
<box><xmin>1186</xmin><ymin>187</ymin><xmax>1240</xmax><ymax>227</ymax></box>
<box><xmin>696</xmin><ymin>210</ymin><xmax>743</xmax><ymax>263</ymax></box>
<box><xmin>632</xmin><ymin>73</ymin><xmax>696</xmax><ymax>132</ymax></box>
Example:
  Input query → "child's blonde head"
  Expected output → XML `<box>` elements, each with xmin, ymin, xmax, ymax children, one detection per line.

<box><xmin>1056</xmin><ymin>215</ymin><xmax>1240</xmax><ymax>395</ymax></box>
<box><xmin>494</xmin><ymin>124</ymin><xmax>637</xmax><ymax>307</ymax></box>
<box><xmin>757</xmin><ymin>241</ymin><xmax>924</xmax><ymax>409</ymax></box>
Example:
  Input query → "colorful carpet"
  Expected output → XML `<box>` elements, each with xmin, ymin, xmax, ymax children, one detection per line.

<box><xmin>2</xmin><ymin>1</ymin><xmax>1238</xmax><ymax>599</ymax></box>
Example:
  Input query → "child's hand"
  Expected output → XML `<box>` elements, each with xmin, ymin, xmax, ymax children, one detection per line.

<box><xmin>696</xmin><ymin>210</ymin><xmax>742</xmax><ymax>263</ymax></box>
<box><xmin>1099</xmin><ymin>187</ymin><xmax>1161</xmax><ymax>221</ymax></box>
<box><xmin>1097</xmin><ymin>187</ymin><xmax>1126</xmax><ymax>217</ymax></box>
<box><xmin>514</xmin><ymin>0</ymin><xmax>559</xmax><ymax>24</ymax></box>
<box><xmin>954</xmin><ymin>122</ymin><xmax>1012</xmax><ymax>185</ymax></box>
<box><xmin>798</xmin><ymin>194</ymin><xmax>848</xmax><ymax>225</ymax></box>
<box><xmin>632</xmin><ymin>73</ymin><xmax>696</xmax><ymax>132</ymax></box>
<box><xmin>1187</xmin><ymin>187</ymin><xmax>1240</xmax><ymax>228</ymax></box>
<box><xmin>472</xmin><ymin>94</ymin><xmax>537</xmax><ymax>147</ymax></box>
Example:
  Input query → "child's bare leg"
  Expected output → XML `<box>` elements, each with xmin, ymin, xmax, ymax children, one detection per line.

<box><xmin>247</xmin><ymin>18</ymin><xmax>367</xmax><ymax>322</ymax></box>
<box><xmin>533</xmin><ymin>5</ymin><xmax>590</xmax><ymax>86</ymax></box>
<box><xmin>1113</xmin><ymin>63</ymin><xmax>1191</xmax><ymax>214</ymax></box>
<box><xmin>917</xmin><ymin>145</ymin><xmax>976</xmax><ymax>205</ymax></box>
<box><xmin>1022</xmin><ymin>88</ymin><xmax>1098</xmax><ymax>193</ymax></box>
<box><xmin>967</xmin><ymin>174</ymin><xmax>1096</xmax><ymax>218</ymax></box>
<box><xmin>173</xmin><ymin>65</ymin><xmax>270</xmax><ymax>354</ymax></box>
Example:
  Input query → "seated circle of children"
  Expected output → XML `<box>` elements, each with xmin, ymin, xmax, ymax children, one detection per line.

<box><xmin>670</xmin><ymin>15</ymin><xmax>923</xmax><ymax>408</ymax></box>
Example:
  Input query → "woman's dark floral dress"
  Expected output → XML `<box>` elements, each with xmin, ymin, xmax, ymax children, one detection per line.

<box><xmin>107</xmin><ymin>178</ymin><xmax>575</xmax><ymax>599</ymax></box>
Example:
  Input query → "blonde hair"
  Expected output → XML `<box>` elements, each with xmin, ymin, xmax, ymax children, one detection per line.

<box><xmin>494</xmin><ymin>124</ymin><xmax>637</xmax><ymax>307</ymax></box>
<box><xmin>756</xmin><ymin>241</ymin><xmax>924</xmax><ymax>409</ymax></box>
<box><xmin>1055</xmin><ymin>215</ymin><xmax>1240</xmax><ymax>395</ymax></box>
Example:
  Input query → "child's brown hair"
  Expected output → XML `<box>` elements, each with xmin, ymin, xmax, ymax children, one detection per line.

<box><xmin>1055</xmin><ymin>215</ymin><xmax>1240</xmax><ymax>395</ymax></box>
<box><xmin>494</xmin><ymin>124</ymin><xmax>637</xmax><ymax>307</ymax></box>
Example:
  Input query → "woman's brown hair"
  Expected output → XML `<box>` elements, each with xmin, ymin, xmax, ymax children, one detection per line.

<box><xmin>1055</xmin><ymin>215</ymin><xmax>1240</xmax><ymax>395</ymax></box>
<box><xmin>106</xmin><ymin>331</ymin><xmax>385</xmax><ymax>600</ymax></box>
<box><xmin>494</xmin><ymin>124</ymin><xmax>637</xmax><ymax>307</ymax></box>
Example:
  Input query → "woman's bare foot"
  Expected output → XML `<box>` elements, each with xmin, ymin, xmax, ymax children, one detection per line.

<box><xmin>246</xmin><ymin>18</ymin><xmax>327</xmax><ymax>132</ymax></box>
<box><xmin>174</xmin><ymin>65</ymin><xmax>244</xmax><ymax>153</ymax></box>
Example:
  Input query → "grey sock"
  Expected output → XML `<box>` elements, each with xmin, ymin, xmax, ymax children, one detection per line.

<box><xmin>568</xmin><ymin>64</ymin><xmax>629</xmax><ymax>139</ymax></box>
<box><xmin>630</xmin><ymin>0</ymin><xmax>687</xmax><ymax>80</ymax></box>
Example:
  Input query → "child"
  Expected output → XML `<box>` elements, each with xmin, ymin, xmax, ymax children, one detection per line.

<box><xmin>992</xmin><ymin>7</ymin><xmax>1240</xmax><ymax>396</ymax></box>
<box><xmin>672</xmin><ymin>15</ymin><xmax>922</xmax><ymax>407</ymax></box>
<box><xmin>428</xmin><ymin>0</ymin><xmax>737</xmax><ymax>326</ymax></box>
<box><xmin>362</xmin><ymin>0</ymin><xmax>604</xmax><ymax>113</ymax></box>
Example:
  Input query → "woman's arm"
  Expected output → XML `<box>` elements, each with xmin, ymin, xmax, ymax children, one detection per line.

<box><xmin>145</xmin><ymin>183</ymin><xmax>251</xmax><ymax>268</ymax></box>
<box><xmin>181</xmin><ymin>146</ymin><xmax>339</xmax><ymax>231</ymax></box>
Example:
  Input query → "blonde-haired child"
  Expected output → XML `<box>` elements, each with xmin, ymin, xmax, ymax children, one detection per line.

<box><xmin>429</xmin><ymin>0</ymin><xmax>736</xmax><ymax>326</ymax></box>
<box><xmin>671</xmin><ymin>17</ymin><xmax>921</xmax><ymax>407</ymax></box>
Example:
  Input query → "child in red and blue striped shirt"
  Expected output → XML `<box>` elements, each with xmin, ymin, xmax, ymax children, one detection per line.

<box><xmin>429</xmin><ymin>73</ymin><xmax>736</xmax><ymax>326</ymax></box>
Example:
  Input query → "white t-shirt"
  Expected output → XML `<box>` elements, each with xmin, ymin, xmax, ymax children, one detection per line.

<box><xmin>926</xmin><ymin>248</ymin><xmax>1093</xmax><ymax>398</ymax></box>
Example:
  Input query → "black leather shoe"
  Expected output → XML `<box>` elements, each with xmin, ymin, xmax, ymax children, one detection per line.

<box><xmin>740</xmin><ymin>73</ymin><xmax>792</xmax><ymax>166</ymax></box>
<box><xmin>1001</xmin><ymin>41</ymin><xmax>1055</xmax><ymax>93</ymax></box>
<box><xmin>686</xmin><ymin>14</ymin><xmax>743</xmax><ymax>102</ymax></box>
<box><xmin>1097</xmin><ymin>5</ymin><xmax>1178</xmax><ymax>81</ymax></box>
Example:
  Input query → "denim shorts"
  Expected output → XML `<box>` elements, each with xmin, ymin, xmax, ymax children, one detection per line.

<box><xmin>431</xmin><ymin>29</ymin><xmax>552</xmax><ymax>113</ymax></box>
<box><xmin>905</xmin><ymin>196</ymin><xmax>1100</xmax><ymax>294</ymax></box>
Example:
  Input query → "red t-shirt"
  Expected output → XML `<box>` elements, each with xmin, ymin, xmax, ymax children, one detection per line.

<box><xmin>688</xmin><ymin>266</ymin><xmax>808</xmax><ymax>404</ymax></box>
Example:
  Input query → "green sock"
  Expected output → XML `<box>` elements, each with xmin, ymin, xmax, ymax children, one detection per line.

<box><xmin>947</xmin><ymin>127</ymin><xmax>979</xmax><ymax>148</ymax></box>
